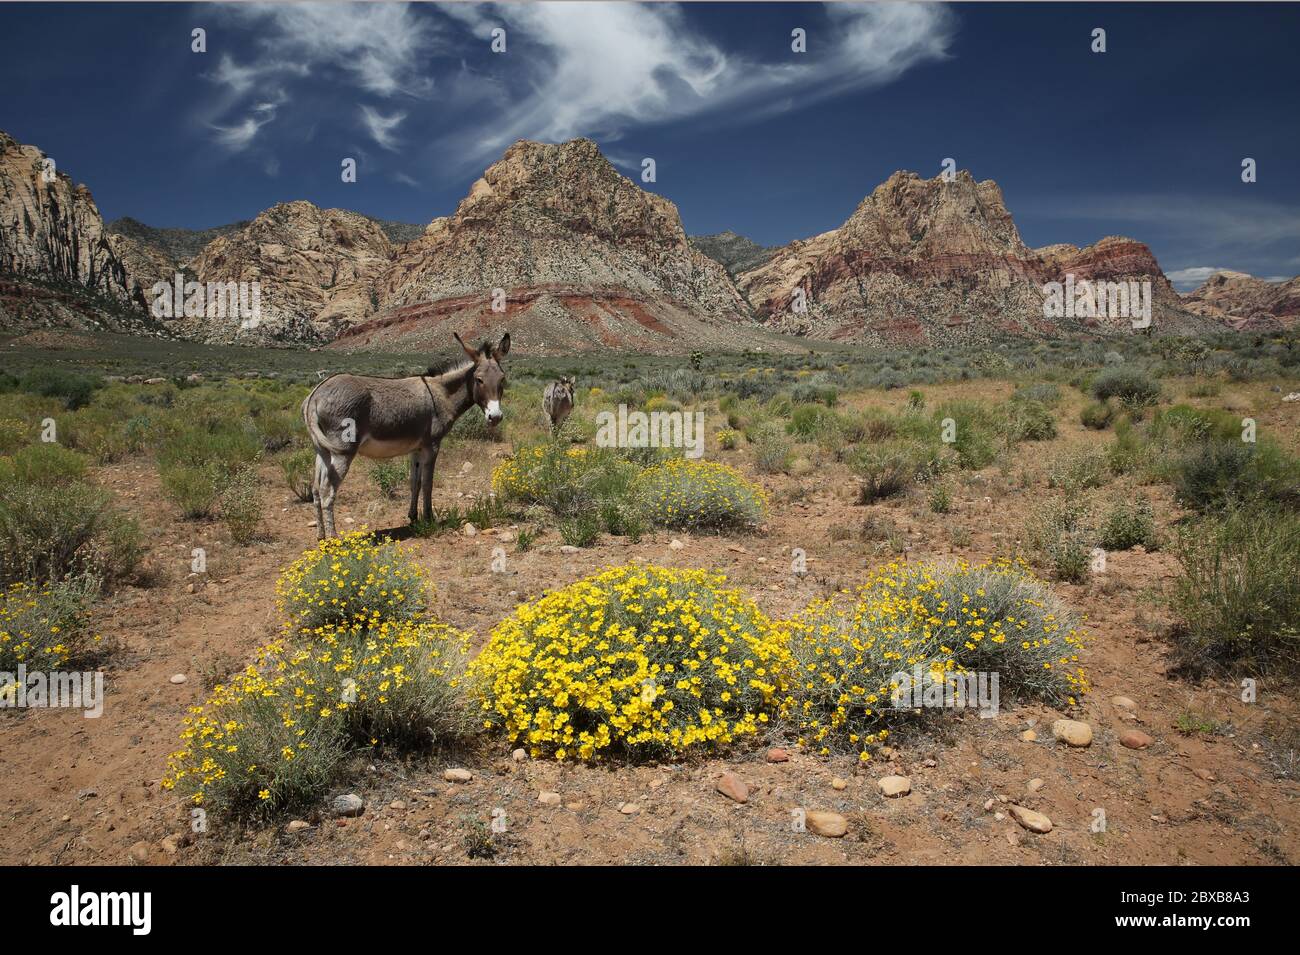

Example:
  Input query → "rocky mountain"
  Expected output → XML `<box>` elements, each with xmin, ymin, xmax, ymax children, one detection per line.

<box><xmin>340</xmin><ymin>138</ymin><xmax>756</xmax><ymax>353</ymax></box>
<box><xmin>1181</xmin><ymin>271</ymin><xmax>1299</xmax><ymax>331</ymax></box>
<box><xmin>178</xmin><ymin>201</ymin><xmax>396</xmax><ymax>345</ymax></box>
<box><xmin>737</xmin><ymin>171</ymin><xmax>1210</xmax><ymax>345</ymax></box>
<box><xmin>690</xmin><ymin>231</ymin><xmax>779</xmax><ymax>277</ymax></box>
<box><xmin>106</xmin><ymin>216</ymin><xmax>250</xmax><ymax>270</ymax></box>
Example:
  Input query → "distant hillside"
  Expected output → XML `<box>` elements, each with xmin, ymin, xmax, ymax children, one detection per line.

<box><xmin>690</xmin><ymin>230</ymin><xmax>778</xmax><ymax>277</ymax></box>
<box><xmin>106</xmin><ymin>217</ymin><xmax>249</xmax><ymax>267</ymax></box>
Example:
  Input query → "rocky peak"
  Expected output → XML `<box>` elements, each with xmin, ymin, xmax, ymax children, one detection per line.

<box><xmin>1182</xmin><ymin>270</ymin><xmax>1299</xmax><ymax>330</ymax></box>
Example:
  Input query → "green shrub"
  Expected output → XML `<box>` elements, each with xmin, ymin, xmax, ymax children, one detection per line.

<box><xmin>1046</xmin><ymin>447</ymin><xmax>1108</xmax><ymax>491</ymax></box>
<box><xmin>1171</xmin><ymin>439</ymin><xmax>1300</xmax><ymax>512</ymax></box>
<box><xmin>0</xmin><ymin>418</ymin><xmax>29</xmax><ymax>456</ymax></box>
<box><xmin>558</xmin><ymin>512</ymin><xmax>601</xmax><ymax>547</ymax></box>
<box><xmin>851</xmin><ymin>441</ymin><xmax>934</xmax><ymax>503</ymax></box>
<box><xmin>999</xmin><ymin>399</ymin><xmax>1057</xmax><ymax>442</ymax></box>
<box><xmin>1097</xmin><ymin>494</ymin><xmax>1158</xmax><ymax>551</ymax></box>
<box><xmin>0</xmin><ymin>481</ymin><xmax>140</xmax><ymax>586</ymax></box>
<box><xmin>219</xmin><ymin>464</ymin><xmax>264</xmax><ymax>545</ymax></box>
<box><xmin>1170</xmin><ymin>506</ymin><xmax>1300</xmax><ymax>675</ymax></box>
<box><xmin>281</xmin><ymin>447</ymin><xmax>316</xmax><ymax>503</ymax></box>
<box><xmin>1080</xmin><ymin>400</ymin><xmax>1116</xmax><ymax>430</ymax></box>
<box><xmin>370</xmin><ymin>459</ymin><xmax>408</xmax><ymax>500</ymax></box>
<box><xmin>1090</xmin><ymin>366</ymin><xmax>1160</xmax><ymax>407</ymax></box>
<box><xmin>160</xmin><ymin>464</ymin><xmax>223</xmax><ymax>519</ymax></box>
<box><xmin>492</xmin><ymin>444</ymin><xmax>639</xmax><ymax>518</ymax></box>
<box><xmin>0</xmin><ymin>443</ymin><xmax>88</xmax><ymax>486</ymax></box>
<box><xmin>1026</xmin><ymin>498</ymin><xmax>1093</xmax><ymax>583</ymax></box>
<box><xmin>18</xmin><ymin>369</ymin><xmax>100</xmax><ymax>410</ymax></box>
<box><xmin>928</xmin><ymin>483</ymin><xmax>952</xmax><ymax>514</ymax></box>
<box><xmin>933</xmin><ymin>401</ymin><xmax>999</xmax><ymax>469</ymax></box>
<box><xmin>751</xmin><ymin>423</ymin><xmax>792</xmax><ymax>475</ymax></box>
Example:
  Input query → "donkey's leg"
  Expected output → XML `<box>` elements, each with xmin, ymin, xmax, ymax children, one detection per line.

<box><xmin>407</xmin><ymin>451</ymin><xmax>421</xmax><ymax>525</ymax></box>
<box><xmin>320</xmin><ymin>451</ymin><xmax>353</xmax><ymax>538</ymax></box>
<box><xmin>312</xmin><ymin>449</ymin><xmax>329</xmax><ymax>540</ymax></box>
<box><xmin>418</xmin><ymin>444</ymin><xmax>438</xmax><ymax>522</ymax></box>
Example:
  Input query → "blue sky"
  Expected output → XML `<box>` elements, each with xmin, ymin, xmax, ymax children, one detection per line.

<box><xmin>2</xmin><ymin>2</ymin><xmax>1297</xmax><ymax>289</ymax></box>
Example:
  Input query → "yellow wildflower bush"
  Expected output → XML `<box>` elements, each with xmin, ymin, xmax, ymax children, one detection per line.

<box><xmin>470</xmin><ymin>565</ymin><xmax>793</xmax><ymax>761</ymax></box>
<box><xmin>276</xmin><ymin>530</ymin><xmax>427</xmax><ymax>634</ymax></box>
<box><xmin>785</xmin><ymin>559</ymin><xmax>1088</xmax><ymax>761</ymax></box>
<box><xmin>0</xmin><ymin>577</ymin><xmax>99</xmax><ymax>672</ymax></box>
<box><xmin>165</xmin><ymin>536</ymin><xmax>474</xmax><ymax>817</ymax></box>
<box><xmin>632</xmin><ymin>458</ymin><xmax>767</xmax><ymax>531</ymax></box>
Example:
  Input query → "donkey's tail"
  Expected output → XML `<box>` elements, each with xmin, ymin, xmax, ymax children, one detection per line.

<box><xmin>302</xmin><ymin>384</ymin><xmax>350</xmax><ymax>455</ymax></box>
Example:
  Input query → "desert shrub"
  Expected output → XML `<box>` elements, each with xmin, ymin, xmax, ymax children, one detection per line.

<box><xmin>1012</xmin><ymin>382</ymin><xmax>1062</xmax><ymax>407</ymax></box>
<box><xmin>790</xmin><ymin>380</ymin><xmax>838</xmax><ymax>406</ymax></box>
<box><xmin>1097</xmin><ymin>494</ymin><xmax>1158</xmax><ymax>551</ymax></box>
<box><xmin>1090</xmin><ymin>366</ymin><xmax>1160</xmax><ymax>407</ymax></box>
<box><xmin>18</xmin><ymin>368</ymin><xmax>100</xmax><ymax>410</ymax></box>
<box><xmin>1046</xmin><ymin>447</ymin><xmax>1108</xmax><ymax>491</ymax></box>
<box><xmin>0</xmin><ymin>443</ymin><xmax>87</xmax><ymax>486</ymax></box>
<box><xmin>1026</xmin><ymin>497</ymin><xmax>1093</xmax><ymax>583</ymax></box>
<box><xmin>932</xmin><ymin>401</ymin><xmax>999</xmax><ymax>469</ymax></box>
<box><xmin>369</xmin><ymin>458</ymin><xmax>408</xmax><ymax>500</ymax></box>
<box><xmin>470</xmin><ymin>565</ymin><xmax>791</xmax><ymax>761</ymax></box>
<box><xmin>160</xmin><ymin>464</ymin><xmax>223</xmax><ymax>519</ymax></box>
<box><xmin>253</xmin><ymin>410</ymin><xmax>299</xmax><ymax>453</ymax></box>
<box><xmin>558</xmin><ymin>511</ymin><xmax>600</xmax><ymax>547</ymax></box>
<box><xmin>1107</xmin><ymin>417</ymin><xmax>1144</xmax><ymax>475</ymax></box>
<box><xmin>219</xmin><ymin>464</ymin><xmax>264</xmax><ymax>544</ymax></box>
<box><xmin>784</xmin><ymin>560</ymin><xmax>1088</xmax><ymax>760</ymax></box>
<box><xmin>281</xmin><ymin>447</ymin><xmax>316</xmax><ymax>503</ymax></box>
<box><xmin>276</xmin><ymin>531</ymin><xmax>428</xmax><ymax>634</ymax></box>
<box><xmin>715</xmin><ymin>428</ymin><xmax>740</xmax><ymax>450</ymax></box>
<box><xmin>0</xmin><ymin>418</ymin><xmax>30</xmax><ymax>456</ymax></box>
<box><xmin>1080</xmin><ymin>400</ymin><xmax>1116</xmax><ymax>430</ymax></box>
<box><xmin>750</xmin><ymin>423</ymin><xmax>791</xmax><ymax>474</ymax></box>
<box><xmin>632</xmin><ymin>459</ymin><xmax>766</xmax><ymax>531</ymax></box>
<box><xmin>156</xmin><ymin>420</ymin><xmax>261</xmax><ymax>475</ymax></box>
<box><xmin>1169</xmin><ymin>506</ymin><xmax>1300</xmax><ymax>675</ymax></box>
<box><xmin>999</xmin><ymin>399</ymin><xmax>1057</xmax><ymax>442</ymax></box>
<box><xmin>0</xmin><ymin>576</ymin><xmax>100</xmax><ymax>671</ymax></box>
<box><xmin>449</xmin><ymin>409</ymin><xmax>501</xmax><ymax>442</ymax></box>
<box><xmin>850</xmin><ymin>440</ymin><xmax>936</xmax><ymax>503</ymax></box>
<box><xmin>787</xmin><ymin>404</ymin><xmax>839</xmax><ymax>439</ymax></box>
<box><xmin>928</xmin><ymin>483</ymin><xmax>952</xmax><ymax>514</ymax></box>
<box><xmin>492</xmin><ymin>444</ymin><xmax>638</xmax><ymax>517</ymax></box>
<box><xmin>1171</xmin><ymin>439</ymin><xmax>1300</xmax><ymax>512</ymax></box>
<box><xmin>0</xmin><ymin>481</ymin><xmax>140</xmax><ymax>586</ymax></box>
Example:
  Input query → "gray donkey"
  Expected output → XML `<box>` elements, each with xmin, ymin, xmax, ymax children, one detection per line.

<box><xmin>302</xmin><ymin>332</ymin><xmax>510</xmax><ymax>538</ymax></box>
<box><xmin>542</xmin><ymin>376</ymin><xmax>575</xmax><ymax>433</ymax></box>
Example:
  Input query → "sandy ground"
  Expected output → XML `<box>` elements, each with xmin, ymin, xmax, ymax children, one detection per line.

<box><xmin>2</xmin><ymin>380</ymin><xmax>1296</xmax><ymax>866</ymax></box>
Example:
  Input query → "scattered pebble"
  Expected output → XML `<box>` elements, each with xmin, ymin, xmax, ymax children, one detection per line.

<box><xmin>1112</xmin><ymin>696</ymin><xmax>1137</xmax><ymax>711</ymax></box>
<box><xmin>878</xmin><ymin>775</ymin><xmax>911</xmax><ymax>798</ymax></box>
<box><xmin>443</xmin><ymin>768</ymin><xmax>473</xmax><ymax>783</ymax></box>
<box><xmin>715</xmin><ymin>771</ymin><xmax>749</xmax><ymax>803</ymax></box>
<box><xmin>538</xmin><ymin>791</ymin><xmax>562</xmax><ymax>807</ymax></box>
<box><xmin>462</xmin><ymin>523</ymin><xmax>478</xmax><ymax>537</ymax></box>
<box><xmin>668</xmin><ymin>539</ymin><xmax>685</xmax><ymax>551</ymax></box>
<box><xmin>1027</xmin><ymin>778</ymin><xmax>1045</xmax><ymax>792</ymax></box>
<box><xmin>1009</xmin><ymin>805</ymin><xmax>1053</xmax><ymax>834</ymax></box>
<box><xmin>559</xmin><ymin>545</ymin><xmax>579</xmax><ymax>554</ymax></box>
<box><xmin>169</xmin><ymin>674</ymin><xmax>187</xmax><ymax>685</ymax></box>
<box><xmin>1051</xmin><ymin>719</ymin><xmax>1093</xmax><ymax>747</ymax></box>
<box><xmin>619</xmin><ymin>802</ymin><xmax>641</xmax><ymax>815</ymax></box>
<box><xmin>512</xmin><ymin>748</ymin><xmax>528</xmax><ymax>762</ymax></box>
<box><xmin>805</xmin><ymin>810</ymin><xmax>848</xmax><ymax>838</ymax></box>
<box><xmin>766</xmin><ymin>748</ymin><xmax>789</xmax><ymax>763</ymax></box>
<box><xmin>831</xmin><ymin>777</ymin><xmax>847</xmax><ymax>791</ymax></box>
<box><xmin>285</xmin><ymin>820</ymin><xmax>312</xmax><ymax>833</ymax></box>
<box><xmin>1119</xmin><ymin>729</ymin><xmax>1154</xmax><ymax>750</ymax></box>
<box><xmin>331</xmin><ymin>794</ymin><xmax>364</xmax><ymax>817</ymax></box>
<box><xmin>1019</xmin><ymin>730</ymin><xmax>1038</xmax><ymax>743</ymax></box>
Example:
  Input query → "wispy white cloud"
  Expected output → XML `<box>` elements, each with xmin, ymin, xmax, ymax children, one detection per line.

<box><xmin>359</xmin><ymin>106</ymin><xmax>406</xmax><ymax>151</ymax></box>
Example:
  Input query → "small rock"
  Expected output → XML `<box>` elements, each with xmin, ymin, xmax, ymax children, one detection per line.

<box><xmin>878</xmin><ymin>775</ymin><xmax>911</xmax><ymax>797</ymax></box>
<box><xmin>831</xmin><ymin>777</ymin><xmax>847</xmax><ymax>791</ymax></box>
<box><xmin>389</xmin><ymin>800</ymin><xmax>406</xmax><ymax>811</ymax></box>
<box><xmin>331</xmin><ymin>794</ymin><xmax>365</xmax><ymax>817</ymax></box>
<box><xmin>559</xmin><ymin>545</ymin><xmax>579</xmax><ymax>554</ymax></box>
<box><xmin>668</xmin><ymin>538</ymin><xmax>685</xmax><ymax>551</ymax></box>
<box><xmin>462</xmin><ymin>523</ymin><xmax>478</xmax><ymax>537</ymax></box>
<box><xmin>1007</xmin><ymin>830</ymin><xmax>1021</xmax><ymax>847</ymax></box>
<box><xmin>984</xmin><ymin>798</ymin><xmax>996</xmax><ymax>811</ymax></box>
<box><xmin>1019</xmin><ymin>730</ymin><xmax>1038</xmax><ymax>743</ymax></box>
<box><xmin>128</xmin><ymin>841</ymin><xmax>151</xmax><ymax>863</ymax></box>
<box><xmin>1192</xmin><ymin>768</ymin><xmax>1216</xmax><ymax>782</ymax></box>
<box><xmin>1027</xmin><ymin>778</ymin><xmax>1045</xmax><ymax>792</ymax></box>
<box><xmin>805</xmin><ymin>810</ymin><xmax>848</xmax><ymax>838</ymax></box>
<box><xmin>159</xmin><ymin>835</ymin><xmax>180</xmax><ymax>855</ymax></box>
<box><xmin>512</xmin><ymin>748</ymin><xmax>528</xmax><ymax>762</ymax></box>
<box><xmin>922</xmin><ymin>758</ymin><xmax>937</xmax><ymax>768</ymax></box>
<box><xmin>443</xmin><ymin>768</ymin><xmax>473</xmax><ymax>783</ymax></box>
<box><xmin>1119</xmin><ymin>729</ymin><xmax>1153</xmax><ymax>750</ymax></box>
<box><xmin>619</xmin><ymin>802</ymin><xmax>640</xmax><ymax>815</ymax></box>
<box><xmin>766</xmin><ymin>748</ymin><xmax>790</xmax><ymax>763</ymax></box>
<box><xmin>538</xmin><ymin>791</ymin><xmax>562</xmax><ymax>807</ymax></box>
<box><xmin>715</xmin><ymin>771</ymin><xmax>749</xmax><ymax>803</ymax></box>
<box><xmin>460</xmin><ymin>461</ymin><xmax>473</xmax><ymax>473</ymax></box>
<box><xmin>565</xmin><ymin>801</ymin><xmax>584</xmax><ymax>812</ymax></box>
<box><xmin>1112</xmin><ymin>696</ymin><xmax>1137</xmax><ymax>711</ymax></box>
<box><xmin>285</xmin><ymin>820</ymin><xmax>312</xmax><ymax>833</ymax></box>
<box><xmin>169</xmin><ymin>674</ymin><xmax>188</xmax><ymax>685</ymax></box>
<box><xmin>1008</xmin><ymin>805</ymin><xmax>1053</xmax><ymax>834</ymax></box>
<box><xmin>1051</xmin><ymin>719</ymin><xmax>1093</xmax><ymax>747</ymax></box>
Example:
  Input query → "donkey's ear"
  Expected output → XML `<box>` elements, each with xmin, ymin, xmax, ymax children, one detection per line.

<box><xmin>453</xmin><ymin>332</ymin><xmax>479</xmax><ymax>361</ymax></box>
<box><xmin>493</xmin><ymin>332</ymin><xmax>511</xmax><ymax>359</ymax></box>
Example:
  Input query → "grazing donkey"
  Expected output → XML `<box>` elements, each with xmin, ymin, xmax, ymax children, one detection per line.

<box><xmin>542</xmin><ymin>376</ymin><xmax>575</xmax><ymax>433</ymax></box>
<box><xmin>302</xmin><ymin>332</ymin><xmax>510</xmax><ymax>539</ymax></box>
